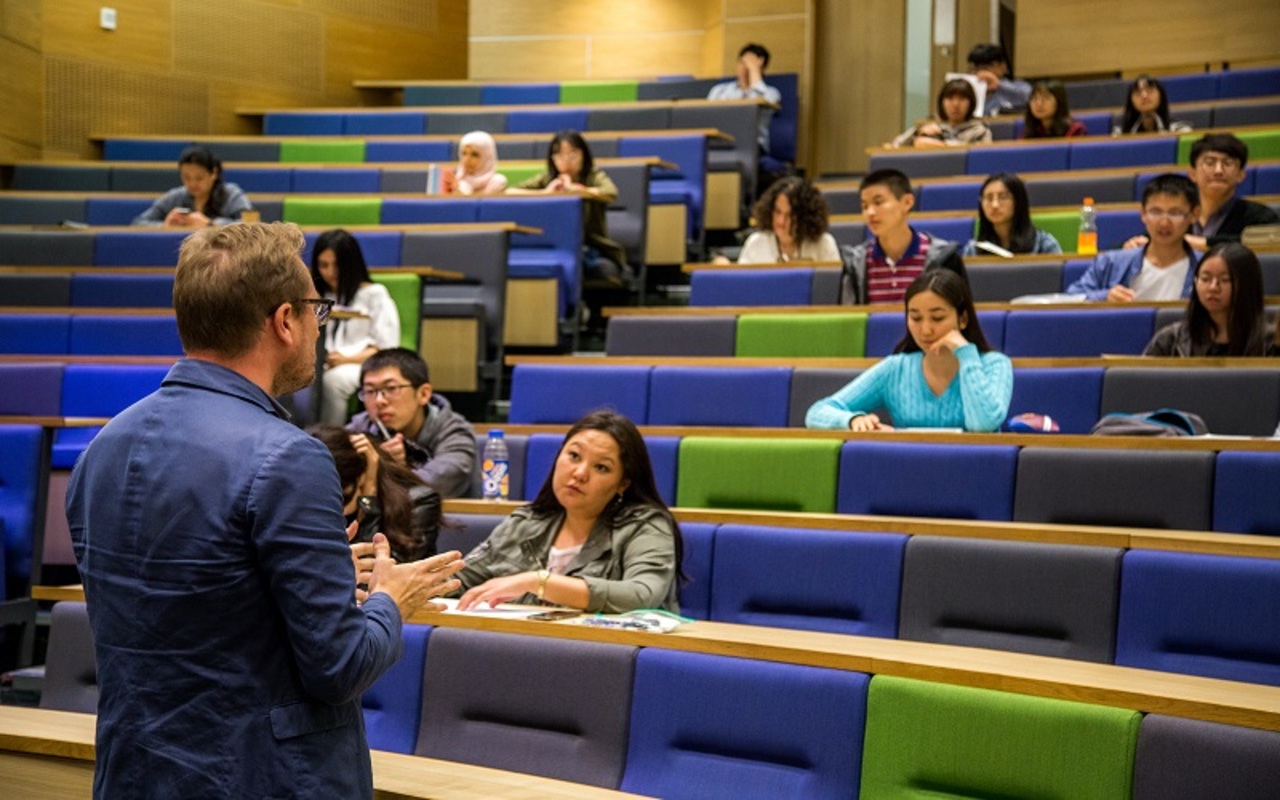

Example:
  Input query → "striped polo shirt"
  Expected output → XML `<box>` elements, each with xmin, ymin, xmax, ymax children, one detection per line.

<box><xmin>865</xmin><ymin>229</ymin><xmax>936</xmax><ymax>304</ymax></box>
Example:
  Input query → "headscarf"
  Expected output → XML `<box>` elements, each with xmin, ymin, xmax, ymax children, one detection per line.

<box><xmin>454</xmin><ymin>131</ymin><xmax>508</xmax><ymax>195</ymax></box>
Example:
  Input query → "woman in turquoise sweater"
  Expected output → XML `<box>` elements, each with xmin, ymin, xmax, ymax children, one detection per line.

<box><xmin>806</xmin><ymin>270</ymin><xmax>1013</xmax><ymax>432</ymax></box>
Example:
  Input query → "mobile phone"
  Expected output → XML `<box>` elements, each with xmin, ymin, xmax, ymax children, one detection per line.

<box><xmin>528</xmin><ymin>609</ymin><xmax>581</xmax><ymax>622</ymax></box>
<box><xmin>174</xmin><ymin>207</ymin><xmax>191</xmax><ymax>214</ymax></box>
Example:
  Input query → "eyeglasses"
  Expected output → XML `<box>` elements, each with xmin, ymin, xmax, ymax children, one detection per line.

<box><xmin>1196</xmin><ymin>273</ymin><xmax>1232</xmax><ymax>287</ymax></box>
<box><xmin>294</xmin><ymin>298</ymin><xmax>334</xmax><ymax>327</ymax></box>
<box><xmin>1142</xmin><ymin>210</ymin><xmax>1192</xmax><ymax>222</ymax></box>
<box><xmin>357</xmin><ymin>383</ymin><xmax>415</xmax><ymax>401</ymax></box>
<box><xmin>980</xmin><ymin>191</ymin><xmax>1013</xmax><ymax>204</ymax></box>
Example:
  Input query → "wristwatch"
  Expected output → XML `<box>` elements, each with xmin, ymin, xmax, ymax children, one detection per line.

<box><xmin>536</xmin><ymin>569</ymin><xmax>551</xmax><ymax>601</ymax></box>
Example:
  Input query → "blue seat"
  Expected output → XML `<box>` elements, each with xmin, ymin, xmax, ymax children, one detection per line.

<box><xmin>0</xmin><ymin>425</ymin><xmax>45</xmax><ymax>591</ymax></box>
<box><xmin>69</xmin><ymin>315</ymin><xmax>182</xmax><ymax>356</ymax></box>
<box><xmin>622</xmin><ymin>648</ymin><xmax>869</xmax><ymax>800</ymax></box>
<box><xmin>84</xmin><ymin>197</ymin><xmax>152</xmax><ymax>226</ymax></box>
<box><xmin>303</xmin><ymin>231</ymin><xmax>402</xmax><ymax>268</ymax></box>
<box><xmin>644</xmin><ymin>435</ymin><xmax>680</xmax><ymax>507</ymax></box>
<box><xmin>648</xmin><ymin>367</ymin><xmax>790</xmax><ymax>427</ymax></box>
<box><xmin>967</xmin><ymin>144</ymin><xmax>1070</xmax><ymax>175</ymax></box>
<box><xmin>677</xmin><ymin>521</ymin><xmax>715</xmax><ymax>620</ymax></box>
<box><xmin>70</xmin><ymin>273</ymin><xmax>174</xmax><ymax>308</ymax></box>
<box><xmin>837</xmin><ymin>442</ymin><xmax>1019</xmax><ymax>520</ymax></box>
<box><xmin>911</xmin><ymin>216</ymin><xmax>974</xmax><ymax>246</ymax></box>
<box><xmin>1096</xmin><ymin>209</ymin><xmax>1143</xmax><ymax>250</ymax></box>
<box><xmin>1255</xmin><ymin>164</ymin><xmax>1280</xmax><ymax>195</ymax></box>
<box><xmin>221</xmin><ymin>167</ymin><xmax>293</xmax><ymax>193</ymax></box>
<box><xmin>102</xmin><ymin>139</ymin><xmax>191</xmax><ymax>161</ymax></box>
<box><xmin>689</xmin><ymin>269</ymin><xmax>812</xmax><ymax>307</ymax></box>
<box><xmin>477</xmin><ymin>196</ymin><xmax>583</xmax><ymax>313</ymax></box>
<box><xmin>438</xmin><ymin>513</ymin><xmax>506</xmax><ymax>555</ymax></box>
<box><xmin>54</xmin><ymin>364</ymin><xmax>171</xmax><ymax>469</ymax></box>
<box><xmin>0</xmin><ymin>314</ymin><xmax>70</xmax><ymax>354</ymax></box>
<box><xmin>343</xmin><ymin>112</ymin><xmax>425</xmax><ymax>135</ymax></box>
<box><xmin>0</xmin><ymin>363</ymin><xmax>63</xmax><ymax>415</ymax></box>
<box><xmin>1004</xmin><ymin>308</ymin><xmax>1155</xmax><ymax>357</ymax></box>
<box><xmin>364</xmin><ymin>140</ymin><xmax>452</xmax><ymax>162</ymax></box>
<box><xmin>1218</xmin><ymin>66</ymin><xmax>1280</xmax><ymax>99</ymax></box>
<box><xmin>914</xmin><ymin>181</ymin><xmax>982</xmax><ymax>212</ymax></box>
<box><xmin>508</xmin><ymin>364</ymin><xmax>651</xmax><ymax>425</ymax></box>
<box><xmin>1160</xmin><ymin>73</ymin><xmax>1220</xmax><ymax>102</ymax></box>
<box><xmin>766</xmin><ymin>73</ymin><xmax>800</xmax><ymax>164</ymax></box>
<box><xmin>380</xmin><ymin>199</ymin><xmax>479</xmax><ymax>225</ymax></box>
<box><xmin>1076</xmin><ymin>110</ymin><xmax>1116</xmax><ymax>136</ymax></box>
<box><xmin>1116</xmin><ymin>550</ymin><xmax>1280</xmax><ymax>685</ymax></box>
<box><xmin>291</xmin><ymin>168</ymin><xmax>381</xmax><ymax>194</ymax></box>
<box><xmin>93</xmin><ymin>231</ymin><xmax>187</xmax><ymax>267</ymax></box>
<box><xmin>521</xmin><ymin>432</ymin><xmax>561</xmax><ymax>501</ymax></box>
<box><xmin>1061</xmin><ymin>258</ymin><xmax>1091</xmax><ymax>291</ymax></box>
<box><xmin>361</xmin><ymin>623</ymin><xmax>430</xmax><ymax>753</ymax></box>
<box><xmin>867</xmin><ymin>150</ymin><xmax>966</xmax><ymax>179</ymax></box>
<box><xmin>1213</xmin><ymin>452</ymin><xmax>1280</xmax><ymax>535</ymax></box>
<box><xmin>710</xmin><ymin>524</ymin><xmax>906</xmax><ymax>637</ymax></box>
<box><xmin>263</xmin><ymin>112</ymin><xmax>344</xmax><ymax>136</ymax></box>
<box><xmin>481</xmin><ymin>83</ymin><xmax>559</xmax><ymax>105</ymax></box>
<box><xmin>619</xmin><ymin>134</ymin><xmax>707</xmax><ymax>241</ymax></box>
<box><xmin>1007</xmin><ymin>367</ymin><xmax>1104</xmax><ymax>434</ymax></box>
<box><xmin>1068</xmin><ymin>138</ymin><xmax>1177</xmax><ymax>170</ymax></box>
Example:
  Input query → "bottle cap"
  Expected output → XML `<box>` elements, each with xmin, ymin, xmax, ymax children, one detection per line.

<box><xmin>488</xmin><ymin>429</ymin><xmax>504</xmax><ymax>438</ymax></box>
<box><xmin>1083</xmin><ymin>196</ymin><xmax>1094</xmax><ymax>205</ymax></box>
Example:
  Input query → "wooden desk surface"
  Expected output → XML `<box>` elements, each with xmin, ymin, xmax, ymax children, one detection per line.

<box><xmin>0</xmin><ymin>265</ymin><xmax>463</xmax><ymax>280</ymax></box>
<box><xmin>89</xmin><ymin>127</ymin><xmax>730</xmax><ymax>145</ymax></box>
<box><xmin>0</xmin><ymin>706</ymin><xmax>648</xmax><ymax>799</ymax></box>
<box><xmin>0</xmin><ymin>416</ymin><xmax>110</xmax><ymax>428</ymax></box>
<box><xmin>682</xmin><ymin>259</ymin><xmax>843</xmax><ymax>272</ymax></box>
<box><xmin>0</xmin><ymin>221</ymin><xmax>538</xmax><ymax>236</ymax></box>
<box><xmin>237</xmin><ymin>97</ymin><xmax>773</xmax><ymax>116</ymax></box>
<box><xmin>504</xmin><ymin>352</ymin><xmax>1280</xmax><ymax>371</ymax></box>
<box><xmin>9</xmin><ymin>156</ymin><xmax>673</xmax><ymax>173</ymax></box>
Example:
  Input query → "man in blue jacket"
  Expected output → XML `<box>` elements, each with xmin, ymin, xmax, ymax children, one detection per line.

<box><xmin>1067</xmin><ymin>174</ymin><xmax>1201</xmax><ymax>302</ymax></box>
<box><xmin>66</xmin><ymin>222</ymin><xmax>465</xmax><ymax>799</ymax></box>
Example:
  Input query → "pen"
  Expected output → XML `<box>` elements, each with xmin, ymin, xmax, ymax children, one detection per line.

<box><xmin>373</xmin><ymin>417</ymin><xmax>392</xmax><ymax>440</ymax></box>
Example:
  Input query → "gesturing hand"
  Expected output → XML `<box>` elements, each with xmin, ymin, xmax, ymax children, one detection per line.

<box><xmin>367</xmin><ymin>535</ymin><xmax>465</xmax><ymax>618</ymax></box>
<box><xmin>457</xmin><ymin>572</ymin><xmax>538</xmax><ymax>611</ymax></box>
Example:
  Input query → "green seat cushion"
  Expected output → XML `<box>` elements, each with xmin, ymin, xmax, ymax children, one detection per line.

<box><xmin>1031</xmin><ymin>210</ymin><xmax>1082</xmax><ymax>255</ymax></box>
<box><xmin>371</xmin><ymin>272</ymin><xmax>421</xmax><ymax>350</ymax></box>
<box><xmin>282</xmin><ymin>198</ymin><xmax>382</xmax><ymax>226</ymax></box>
<box><xmin>499</xmin><ymin>164</ymin><xmax>549</xmax><ymax>187</ymax></box>
<box><xmin>1176</xmin><ymin>133</ymin><xmax>1198</xmax><ymax>165</ymax></box>
<box><xmin>559</xmin><ymin>80</ymin><xmax>639</xmax><ymax>104</ymax></box>
<box><xmin>279</xmin><ymin>140</ymin><xmax>366</xmax><ymax>164</ymax></box>
<box><xmin>676</xmin><ymin>437</ymin><xmax>842</xmax><ymax>513</ymax></box>
<box><xmin>736</xmin><ymin>313</ymin><xmax>867</xmax><ymax>358</ymax></box>
<box><xmin>1236</xmin><ymin>129</ymin><xmax>1280</xmax><ymax>162</ymax></box>
<box><xmin>861</xmin><ymin>676</ymin><xmax>1140</xmax><ymax>799</ymax></box>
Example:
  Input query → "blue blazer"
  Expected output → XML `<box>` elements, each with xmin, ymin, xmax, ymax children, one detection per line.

<box><xmin>67</xmin><ymin>359</ymin><xmax>402</xmax><ymax>799</ymax></box>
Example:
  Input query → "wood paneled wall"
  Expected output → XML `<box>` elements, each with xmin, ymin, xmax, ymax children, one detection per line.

<box><xmin>11</xmin><ymin>0</ymin><xmax>467</xmax><ymax>160</ymax></box>
<box><xmin>1015</xmin><ymin>0</ymin><xmax>1280</xmax><ymax>78</ymax></box>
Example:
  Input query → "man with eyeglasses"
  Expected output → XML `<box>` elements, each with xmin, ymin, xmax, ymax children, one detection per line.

<box><xmin>1067</xmin><ymin>173</ymin><xmax>1201</xmax><ymax>302</ymax></box>
<box><xmin>66</xmin><ymin>223</ymin><xmax>465</xmax><ymax>799</ymax></box>
<box><xmin>347</xmin><ymin>347</ymin><xmax>477</xmax><ymax>499</ymax></box>
<box><xmin>1186</xmin><ymin>133</ymin><xmax>1278</xmax><ymax>249</ymax></box>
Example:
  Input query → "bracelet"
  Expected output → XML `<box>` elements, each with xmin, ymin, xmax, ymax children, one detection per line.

<box><xmin>536</xmin><ymin>569</ymin><xmax>551</xmax><ymax>601</ymax></box>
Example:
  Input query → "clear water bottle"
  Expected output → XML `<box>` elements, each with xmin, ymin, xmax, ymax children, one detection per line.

<box><xmin>1077</xmin><ymin>196</ymin><xmax>1098</xmax><ymax>256</ymax></box>
<box><xmin>482</xmin><ymin>430</ymin><xmax>509</xmax><ymax>501</ymax></box>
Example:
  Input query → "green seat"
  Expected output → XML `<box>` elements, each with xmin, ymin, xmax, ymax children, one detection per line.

<box><xmin>498</xmin><ymin>164</ymin><xmax>548</xmax><ymax>187</ymax></box>
<box><xmin>1236</xmin><ymin>129</ymin><xmax>1280</xmax><ymax>162</ymax></box>
<box><xmin>559</xmin><ymin>80</ymin><xmax>639</xmax><ymax>104</ymax></box>
<box><xmin>370</xmin><ymin>272</ymin><xmax>421</xmax><ymax>350</ymax></box>
<box><xmin>1031</xmin><ymin>210</ymin><xmax>1081</xmax><ymax>255</ymax></box>
<box><xmin>279</xmin><ymin>140</ymin><xmax>366</xmax><ymax>164</ymax></box>
<box><xmin>1176</xmin><ymin>133</ymin><xmax>1198</xmax><ymax>165</ymax></box>
<box><xmin>676</xmin><ymin>437</ymin><xmax>842</xmax><ymax>513</ymax></box>
<box><xmin>282</xmin><ymin>198</ymin><xmax>382</xmax><ymax>226</ymax></box>
<box><xmin>736</xmin><ymin>313</ymin><xmax>867</xmax><ymax>358</ymax></box>
<box><xmin>861</xmin><ymin>676</ymin><xmax>1140</xmax><ymax>799</ymax></box>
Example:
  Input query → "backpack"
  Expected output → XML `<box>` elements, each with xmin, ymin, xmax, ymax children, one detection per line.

<box><xmin>1090</xmin><ymin>408</ymin><xmax>1208</xmax><ymax>437</ymax></box>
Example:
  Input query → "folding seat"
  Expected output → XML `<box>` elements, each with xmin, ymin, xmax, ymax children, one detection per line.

<box><xmin>84</xmin><ymin>198</ymin><xmax>151</xmax><ymax>226</ymax></box>
<box><xmin>735</xmin><ymin>312</ymin><xmax>867</xmax><ymax>358</ymax></box>
<box><xmin>1217</xmin><ymin>66</ymin><xmax>1280</xmax><ymax>99</ymax></box>
<box><xmin>561</xmin><ymin>80</ymin><xmax>639</xmax><ymax>104</ymax></box>
<box><xmin>676</xmin><ymin>436</ymin><xmax>842</xmax><ymax>513</ymax></box>
<box><xmin>0</xmin><ymin>196</ymin><xmax>86</xmax><ymax>225</ymax></box>
<box><xmin>476</xmin><ymin>196</ymin><xmax>584</xmax><ymax>315</ymax></box>
<box><xmin>788</xmin><ymin>367</ymin><xmax>864</xmax><ymax>427</ymax></box>
<box><xmin>910</xmin><ymin>215</ymin><xmax>974</xmax><ymax>245</ymax></box>
<box><xmin>263</xmin><ymin>112</ymin><xmax>344</xmax><ymax>136</ymax></box>
<box><xmin>648</xmin><ymin>367</ymin><xmax>789</xmax><ymax>427</ymax></box>
<box><xmin>1211</xmin><ymin>102</ymin><xmax>1280</xmax><ymax>127</ymax></box>
<box><xmin>521</xmin><ymin>432</ymin><xmax>678</xmax><ymax>506</ymax></box>
<box><xmin>290</xmin><ymin>169</ymin><xmax>381</xmax><ymax>194</ymax></box>
<box><xmin>102</xmin><ymin>138</ymin><xmax>190</xmax><ymax>161</ymax></box>
<box><xmin>54</xmin><ymin>364</ymin><xmax>172</xmax><ymax>468</ymax></box>
<box><xmin>899</xmin><ymin>535</ymin><xmax>1122</xmax><ymax>661</ymax></box>
<box><xmin>70</xmin><ymin>273</ymin><xmax>174</xmax><ymax>308</ymax></box>
<box><xmin>93</xmin><ymin>230</ymin><xmax>187</xmax><ymax>267</ymax></box>
<box><xmin>507</xmin><ymin>364</ymin><xmax>650</xmax><ymax>425</ymax></box>
<box><xmin>220</xmin><ymin>167</ymin><xmax>292</xmax><ymax>193</ymax></box>
<box><xmin>69</xmin><ymin>315</ymin><xmax>182</xmax><ymax>356</ymax></box>
<box><xmin>861</xmin><ymin>676</ymin><xmax>1140</xmax><ymax>799</ymax></box>
<box><xmin>1007</xmin><ymin>367</ymin><xmax>1103</xmax><ymax>434</ymax></box>
<box><xmin>0</xmin><ymin>274</ymin><xmax>71</xmax><ymax>307</ymax></box>
<box><xmin>689</xmin><ymin>268</ymin><xmax>812</xmax><ymax>307</ymax></box>
<box><xmin>379</xmin><ymin>198</ymin><xmax>478</xmax><ymax>225</ymax></box>
<box><xmin>1003</xmin><ymin>307</ymin><xmax>1155</xmax><ymax>357</ymax></box>
<box><xmin>1101</xmin><ymin>367</ymin><xmax>1280</xmax><ymax>437</ymax></box>
<box><xmin>1133</xmin><ymin>715</ymin><xmax>1280</xmax><ymax>800</ymax></box>
<box><xmin>618</xmin><ymin>134</ymin><xmax>707</xmax><ymax>241</ymax></box>
<box><xmin>0</xmin><ymin>364</ymin><xmax>63</xmax><ymax>415</ymax></box>
<box><xmin>1013</xmin><ymin>447</ymin><xmax>1215</xmax><ymax>530</ymax></box>
<box><xmin>284</xmin><ymin>197</ymin><xmax>383</xmax><ymax>226</ymax></box>
<box><xmin>302</xmin><ymin>229</ymin><xmax>400</xmax><ymax>267</ymax></box>
<box><xmin>670</xmin><ymin>102</ymin><xmax>761</xmax><ymax>199</ymax></box>
<box><xmin>12</xmin><ymin>164</ymin><xmax>110</xmax><ymax>191</ymax></box>
<box><xmin>505</xmin><ymin>108</ymin><xmax>589</xmax><ymax>134</ymax></box>
<box><xmin>0</xmin><ymin>314</ymin><xmax>70</xmax><ymax>354</ymax></box>
<box><xmin>1160</xmin><ymin>73</ymin><xmax>1220</xmax><ymax>102</ymax></box>
<box><xmin>108</xmin><ymin>166</ymin><xmax>177</xmax><ymax>193</ymax></box>
<box><xmin>605</xmin><ymin>316</ymin><xmax>737</xmax><ymax>356</ymax></box>
<box><xmin>416</xmin><ymin>628</ymin><xmax>637</xmax><ymax>788</ymax></box>
<box><xmin>838</xmin><ymin>441</ymin><xmax>1018</xmax><ymax>520</ymax></box>
<box><xmin>437</xmin><ymin>514</ymin><xmax>506</xmax><ymax>555</ymax></box>
<box><xmin>676</xmin><ymin>521</ymin><xmax>714</xmax><ymax>620</ymax></box>
<box><xmin>602</xmin><ymin>161</ymin><xmax>651</xmax><ymax>268</ymax></box>
<box><xmin>425</xmin><ymin>111</ymin><xmax>507</xmax><ymax>135</ymax></box>
<box><xmin>867</xmin><ymin>149</ymin><xmax>966</xmax><ymax>179</ymax></box>
<box><xmin>343</xmin><ymin>111</ymin><xmax>426</xmax><ymax>135</ymax></box>
<box><xmin>480</xmin><ymin>83</ymin><xmax>559</xmax><ymax>105</ymax></box>
<box><xmin>279</xmin><ymin>140</ymin><xmax>365</xmax><ymax>164</ymax></box>
<box><xmin>361</xmin><ymin>624</ymin><xmax>430</xmax><ymax>754</ymax></box>
<box><xmin>364</xmin><ymin>140</ymin><xmax>451</xmax><ymax>163</ymax></box>
<box><xmin>820</xmin><ymin>185</ymin><xmax>859</xmax><ymax>215</ymax></box>
<box><xmin>402</xmin><ymin>85</ymin><xmax>482</xmax><ymax>106</ymax></box>
<box><xmin>402</xmin><ymin>228</ymin><xmax>509</xmax><ymax>357</ymax></box>
<box><xmin>38</xmin><ymin>601</ymin><xmax>99</xmax><ymax>713</ymax></box>
<box><xmin>1117</xmin><ymin>550</ymin><xmax>1280</xmax><ymax>684</ymax></box>
<box><xmin>710</xmin><ymin>524</ymin><xmax>906</xmax><ymax>636</ymax></box>
<box><xmin>636</xmin><ymin>77</ymin><xmax>720</xmax><ymax>101</ymax></box>
<box><xmin>811</xmin><ymin>268</ymin><xmax>841</xmax><ymax>303</ymax></box>
<box><xmin>967</xmin><ymin>260</ymin><xmax>1064</xmax><ymax>302</ymax></box>
<box><xmin>828</xmin><ymin>218</ymin><xmax>867</xmax><ymax>247</ymax></box>
<box><xmin>622</xmin><ymin>649</ymin><xmax>869</xmax><ymax>800</ymax></box>
<box><xmin>865</xmin><ymin>309</ymin><xmax>1005</xmax><ymax>356</ymax></box>
<box><xmin>1064</xmin><ymin>78</ymin><xmax>1130</xmax><ymax>110</ymax></box>
<box><xmin>1025</xmin><ymin>173</ymin><xmax>1134</xmax><ymax>206</ymax></box>
<box><xmin>967</xmin><ymin>144</ymin><xmax>1070</xmax><ymax>175</ymax></box>
<box><xmin>1068</xmin><ymin>138</ymin><xmax>1176</xmax><ymax>170</ymax></box>
<box><xmin>194</xmin><ymin>140</ymin><xmax>280</xmax><ymax>162</ymax></box>
<box><xmin>0</xmin><ymin>424</ymin><xmax>45</xmax><ymax>589</ymax></box>
<box><xmin>914</xmin><ymin>181</ymin><xmax>982</xmax><ymax>212</ymax></box>
<box><xmin>1214</xmin><ymin>451</ymin><xmax>1280</xmax><ymax>535</ymax></box>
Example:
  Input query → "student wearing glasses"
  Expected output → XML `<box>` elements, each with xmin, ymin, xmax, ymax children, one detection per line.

<box><xmin>962</xmin><ymin>173</ymin><xmax>1063</xmax><ymax>257</ymax></box>
<box><xmin>1144</xmin><ymin>243</ymin><xmax>1276</xmax><ymax>357</ymax></box>
<box><xmin>1067</xmin><ymin>174</ymin><xmax>1201</xmax><ymax>302</ymax></box>
<box><xmin>346</xmin><ymin>347</ymin><xmax>476</xmax><ymax>499</ymax></box>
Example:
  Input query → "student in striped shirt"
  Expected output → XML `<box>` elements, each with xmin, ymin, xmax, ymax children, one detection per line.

<box><xmin>839</xmin><ymin>169</ymin><xmax>967</xmax><ymax>305</ymax></box>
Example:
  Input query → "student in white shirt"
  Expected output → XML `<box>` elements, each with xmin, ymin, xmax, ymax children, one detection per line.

<box><xmin>738</xmin><ymin>176</ymin><xmax>840</xmax><ymax>263</ymax></box>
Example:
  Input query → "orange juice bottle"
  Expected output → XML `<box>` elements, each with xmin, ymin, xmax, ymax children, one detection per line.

<box><xmin>1077</xmin><ymin>196</ymin><xmax>1098</xmax><ymax>255</ymax></box>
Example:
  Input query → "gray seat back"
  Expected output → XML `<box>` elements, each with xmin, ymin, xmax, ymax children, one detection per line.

<box><xmin>605</xmin><ymin>316</ymin><xmax>737</xmax><ymax>356</ymax></box>
<box><xmin>898</xmin><ymin>536</ymin><xmax>1122</xmax><ymax>662</ymax></box>
<box><xmin>788</xmin><ymin>368</ymin><xmax>864</xmax><ymax>427</ymax></box>
<box><xmin>968</xmin><ymin>260</ymin><xmax>1064</xmax><ymax>302</ymax></box>
<box><xmin>1100</xmin><ymin>367</ymin><xmax>1280</xmax><ymax>437</ymax></box>
<box><xmin>1133</xmin><ymin>714</ymin><xmax>1280</xmax><ymax>800</ymax></box>
<box><xmin>39</xmin><ymin>601</ymin><xmax>99</xmax><ymax>713</ymax></box>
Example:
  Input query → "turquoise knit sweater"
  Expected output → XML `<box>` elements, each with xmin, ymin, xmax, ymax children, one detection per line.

<box><xmin>806</xmin><ymin>343</ymin><xmax>1013</xmax><ymax>432</ymax></box>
